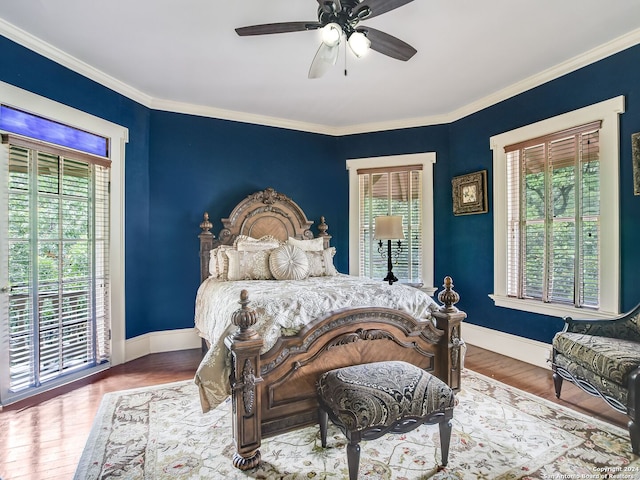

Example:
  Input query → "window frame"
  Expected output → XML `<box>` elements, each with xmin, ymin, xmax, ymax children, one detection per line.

<box><xmin>0</xmin><ymin>80</ymin><xmax>127</xmax><ymax>378</ymax></box>
<box><xmin>2</xmin><ymin>141</ymin><xmax>112</xmax><ymax>398</ymax></box>
<box><xmin>346</xmin><ymin>153</ymin><xmax>436</xmax><ymax>295</ymax></box>
<box><xmin>489</xmin><ymin>96</ymin><xmax>624</xmax><ymax>318</ymax></box>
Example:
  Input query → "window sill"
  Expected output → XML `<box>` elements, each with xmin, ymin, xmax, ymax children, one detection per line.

<box><xmin>488</xmin><ymin>294</ymin><xmax>619</xmax><ymax>320</ymax></box>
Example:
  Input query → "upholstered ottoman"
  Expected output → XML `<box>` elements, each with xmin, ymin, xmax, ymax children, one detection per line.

<box><xmin>317</xmin><ymin>361</ymin><xmax>456</xmax><ymax>480</ymax></box>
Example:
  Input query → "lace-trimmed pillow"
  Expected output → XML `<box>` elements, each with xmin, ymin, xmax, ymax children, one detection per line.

<box><xmin>235</xmin><ymin>235</ymin><xmax>282</xmax><ymax>251</ymax></box>
<box><xmin>269</xmin><ymin>244</ymin><xmax>309</xmax><ymax>280</ymax></box>
<box><xmin>287</xmin><ymin>236</ymin><xmax>324</xmax><ymax>252</ymax></box>
<box><xmin>306</xmin><ymin>247</ymin><xmax>338</xmax><ymax>276</ymax></box>
<box><xmin>210</xmin><ymin>245</ymin><xmax>234</xmax><ymax>280</ymax></box>
<box><xmin>226</xmin><ymin>249</ymin><xmax>274</xmax><ymax>281</ymax></box>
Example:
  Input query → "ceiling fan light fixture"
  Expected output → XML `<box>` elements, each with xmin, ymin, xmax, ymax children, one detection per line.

<box><xmin>348</xmin><ymin>31</ymin><xmax>371</xmax><ymax>57</ymax></box>
<box><xmin>321</xmin><ymin>23</ymin><xmax>342</xmax><ymax>47</ymax></box>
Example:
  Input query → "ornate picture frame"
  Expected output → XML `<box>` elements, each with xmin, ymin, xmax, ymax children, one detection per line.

<box><xmin>452</xmin><ymin>170</ymin><xmax>488</xmax><ymax>215</ymax></box>
<box><xmin>633</xmin><ymin>132</ymin><xmax>640</xmax><ymax>196</ymax></box>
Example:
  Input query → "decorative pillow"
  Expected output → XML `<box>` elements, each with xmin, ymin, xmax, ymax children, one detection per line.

<box><xmin>287</xmin><ymin>236</ymin><xmax>324</xmax><ymax>252</ymax></box>
<box><xmin>209</xmin><ymin>245</ymin><xmax>234</xmax><ymax>280</ymax></box>
<box><xmin>209</xmin><ymin>248</ymin><xmax>219</xmax><ymax>277</ymax></box>
<box><xmin>233</xmin><ymin>234</ymin><xmax>253</xmax><ymax>246</ymax></box>
<box><xmin>226</xmin><ymin>249</ymin><xmax>274</xmax><ymax>281</ymax></box>
<box><xmin>236</xmin><ymin>235</ymin><xmax>282</xmax><ymax>251</ymax></box>
<box><xmin>269</xmin><ymin>244</ymin><xmax>309</xmax><ymax>280</ymax></box>
<box><xmin>306</xmin><ymin>247</ymin><xmax>338</xmax><ymax>277</ymax></box>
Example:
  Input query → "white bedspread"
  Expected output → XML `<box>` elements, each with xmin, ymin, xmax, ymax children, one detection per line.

<box><xmin>193</xmin><ymin>274</ymin><xmax>439</xmax><ymax>412</ymax></box>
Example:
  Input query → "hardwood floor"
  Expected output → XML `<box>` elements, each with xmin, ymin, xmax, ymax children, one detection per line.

<box><xmin>464</xmin><ymin>344</ymin><xmax>628</xmax><ymax>429</ymax></box>
<box><xmin>0</xmin><ymin>349</ymin><xmax>203</xmax><ymax>480</ymax></box>
<box><xmin>0</xmin><ymin>345</ymin><xmax>629</xmax><ymax>480</ymax></box>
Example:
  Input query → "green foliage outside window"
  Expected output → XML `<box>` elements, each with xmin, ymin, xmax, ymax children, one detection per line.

<box><xmin>7</xmin><ymin>146</ymin><xmax>95</xmax><ymax>388</ymax></box>
<box><xmin>517</xmin><ymin>132</ymin><xmax>600</xmax><ymax>308</ymax></box>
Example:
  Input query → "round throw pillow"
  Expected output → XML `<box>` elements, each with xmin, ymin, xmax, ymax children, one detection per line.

<box><xmin>269</xmin><ymin>244</ymin><xmax>309</xmax><ymax>280</ymax></box>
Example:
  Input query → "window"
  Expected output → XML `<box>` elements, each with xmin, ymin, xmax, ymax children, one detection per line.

<box><xmin>3</xmin><ymin>137</ymin><xmax>110</xmax><ymax>395</ymax></box>
<box><xmin>346</xmin><ymin>153</ymin><xmax>436</xmax><ymax>294</ymax></box>
<box><xmin>490</xmin><ymin>96</ymin><xmax>624</xmax><ymax>318</ymax></box>
<box><xmin>505</xmin><ymin>122</ymin><xmax>601</xmax><ymax>307</ymax></box>
<box><xmin>0</xmin><ymin>81</ymin><xmax>127</xmax><ymax>405</ymax></box>
<box><xmin>358</xmin><ymin>166</ymin><xmax>422</xmax><ymax>282</ymax></box>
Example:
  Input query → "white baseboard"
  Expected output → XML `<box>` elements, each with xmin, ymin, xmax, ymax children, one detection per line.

<box><xmin>124</xmin><ymin>328</ymin><xmax>202</xmax><ymax>363</ymax></box>
<box><xmin>121</xmin><ymin>324</ymin><xmax>551</xmax><ymax>372</ymax></box>
<box><xmin>462</xmin><ymin>323</ymin><xmax>552</xmax><ymax>370</ymax></box>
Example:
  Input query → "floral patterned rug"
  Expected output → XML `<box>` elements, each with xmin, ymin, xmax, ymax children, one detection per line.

<box><xmin>75</xmin><ymin>370</ymin><xmax>640</xmax><ymax>479</ymax></box>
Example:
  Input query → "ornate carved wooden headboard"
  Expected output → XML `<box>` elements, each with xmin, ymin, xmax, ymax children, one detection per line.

<box><xmin>198</xmin><ymin>187</ymin><xmax>331</xmax><ymax>283</ymax></box>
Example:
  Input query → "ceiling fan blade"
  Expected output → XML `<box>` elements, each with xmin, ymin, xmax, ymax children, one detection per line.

<box><xmin>235</xmin><ymin>21</ymin><xmax>322</xmax><ymax>36</ymax></box>
<box><xmin>317</xmin><ymin>0</ymin><xmax>342</xmax><ymax>13</ymax></box>
<box><xmin>308</xmin><ymin>42</ymin><xmax>340</xmax><ymax>79</ymax></box>
<box><xmin>352</xmin><ymin>0</ymin><xmax>414</xmax><ymax>20</ymax></box>
<box><xmin>356</xmin><ymin>26</ymin><xmax>417</xmax><ymax>61</ymax></box>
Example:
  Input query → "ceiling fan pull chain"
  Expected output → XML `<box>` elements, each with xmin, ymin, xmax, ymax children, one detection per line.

<box><xmin>344</xmin><ymin>40</ymin><xmax>348</xmax><ymax>76</ymax></box>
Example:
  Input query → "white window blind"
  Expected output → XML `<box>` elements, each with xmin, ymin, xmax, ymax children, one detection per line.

<box><xmin>358</xmin><ymin>165</ymin><xmax>423</xmax><ymax>283</ymax></box>
<box><xmin>3</xmin><ymin>135</ymin><xmax>110</xmax><ymax>398</ymax></box>
<box><xmin>505</xmin><ymin>121</ymin><xmax>601</xmax><ymax>309</ymax></box>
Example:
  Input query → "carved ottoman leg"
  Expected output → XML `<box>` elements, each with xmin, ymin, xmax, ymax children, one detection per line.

<box><xmin>346</xmin><ymin>441</ymin><xmax>361</xmax><ymax>480</ymax></box>
<box><xmin>553</xmin><ymin>371</ymin><xmax>563</xmax><ymax>398</ymax></box>
<box><xmin>318</xmin><ymin>408</ymin><xmax>328</xmax><ymax>448</ymax></box>
<box><xmin>629</xmin><ymin>419</ymin><xmax>639</xmax><ymax>455</ymax></box>
<box><xmin>629</xmin><ymin>368</ymin><xmax>640</xmax><ymax>455</ymax></box>
<box><xmin>439</xmin><ymin>418</ymin><xmax>453</xmax><ymax>467</ymax></box>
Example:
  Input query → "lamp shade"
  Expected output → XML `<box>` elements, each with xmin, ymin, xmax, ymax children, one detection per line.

<box><xmin>374</xmin><ymin>216</ymin><xmax>404</xmax><ymax>240</ymax></box>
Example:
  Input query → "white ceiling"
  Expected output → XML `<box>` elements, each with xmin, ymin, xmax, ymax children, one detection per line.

<box><xmin>1</xmin><ymin>1</ymin><xmax>640</xmax><ymax>135</ymax></box>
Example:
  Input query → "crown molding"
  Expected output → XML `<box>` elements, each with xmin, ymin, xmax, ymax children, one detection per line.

<box><xmin>148</xmin><ymin>97</ymin><xmax>342</xmax><ymax>136</ymax></box>
<box><xmin>339</xmin><ymin>27</ymin><xmax>640</xmax><ymax>135</ymax></box>
<box><xmin>0</xmin><ymin>17</ymin><xmax>153</xmax><ymax>108</ymax></box>
<box><xmin>442</xmin><ymin>28</ymin><xmax>640</xmax><ymax>125</ymax></box>
<box><xmin>2</xmin><ymin>17</ymin><xmax>639</xmax><ymax>136</ymax></box>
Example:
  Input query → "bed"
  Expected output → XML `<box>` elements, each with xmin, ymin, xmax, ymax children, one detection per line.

<box><xmin>194</xmin><ymin>187</ymin><xmax>466</xmax><ymax>470</ymax></box>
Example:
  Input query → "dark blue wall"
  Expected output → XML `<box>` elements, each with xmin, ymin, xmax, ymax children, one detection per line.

<box><xmin>2</xmin><ymin>33</ymin><xmax>639</xmax><ymax>344</ymax></box>
<box><xmin>1</xmin><ymin>35</ymin><xmax>152</xmax><ymax>339</ymax></box>
<box><xmin>147</xmin><ymin>112</ymin><xmax>343</xmax><ymax>333</ymax></box>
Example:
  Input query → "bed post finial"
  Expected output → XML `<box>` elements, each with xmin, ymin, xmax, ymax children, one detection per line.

<box><xmin>317</xmin><ymin>216</ymin><xmax>332</xmax><ymax>249</ymax></box>
<box><xmin>318</xmin><ymin>216</ymin><xmax>328</xmax><ymax>237</ymax></box>
<box><xmin>200</xmin><ymin>212</ymin><xmax>213</xmax><ymax>234</ymax></box>
<box><xmin>438</xmin><ymin>276</ymin><xmax>460</xmax><ymax>313</ymax></box>
<box><xmin>232</xmin><ymin>290</ymin><xmax>259</xmax><ymax>340</ymax></box>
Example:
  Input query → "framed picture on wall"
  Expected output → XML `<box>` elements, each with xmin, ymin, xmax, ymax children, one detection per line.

<box><xmin>452</xmin><ymin>170</ymin><xmax>488</xmax><ymax>215</ymax></box>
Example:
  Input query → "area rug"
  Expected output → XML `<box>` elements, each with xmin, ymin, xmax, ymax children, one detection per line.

<box><xmin>75</xmin><ymin>370</ymin><xmax>640</xmax><ymax>479</ymax></box>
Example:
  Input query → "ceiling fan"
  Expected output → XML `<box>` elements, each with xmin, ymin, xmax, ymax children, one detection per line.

<box><xmin>235</xmin><ymin>0</ymin><xmax>418</xmax><ymax>79</ymax></box>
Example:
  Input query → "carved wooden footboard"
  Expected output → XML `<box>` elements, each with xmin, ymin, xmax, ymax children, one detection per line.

<box><xmin>224</xmin><ymin>278</ymin><xmax>465</xmax><ymax>470</ymax></box>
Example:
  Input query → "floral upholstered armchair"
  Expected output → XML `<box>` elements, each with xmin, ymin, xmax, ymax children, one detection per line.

<box><xmin>551</xmin><ymin>303</ymin><xmax>640</xmax><ymax>455</ymax></box>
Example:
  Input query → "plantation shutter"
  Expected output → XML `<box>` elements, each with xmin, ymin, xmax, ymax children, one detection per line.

<box><xmin>504</xmin><ymin>121</ymin><xmax>601</xmax><ymax>308</ymax></box>
<box><xmin>3</xmin><ymin>133</ymin><xmax>111</xmax><ymax>395</ymax></box>
<box><xmin>358</xmin><ymin>165</ymin><xmax>423</xmax><ymax>283</ymax></box>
